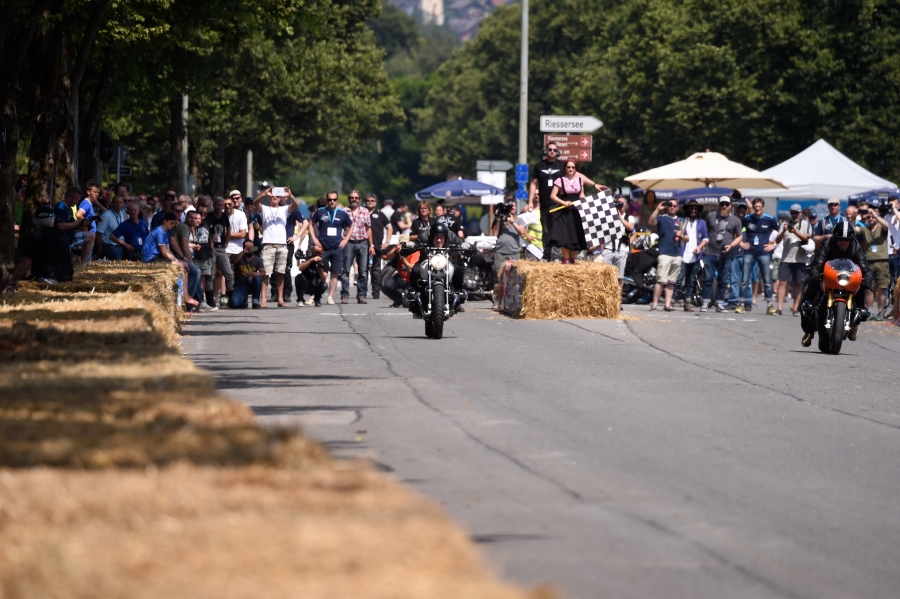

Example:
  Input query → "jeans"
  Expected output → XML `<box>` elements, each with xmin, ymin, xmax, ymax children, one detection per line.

<box><xmin>728</xmin><ymin>254</ymin><xmax>753</xmax><ymax>304</ymax></box>
<box><xmin>702</xmin><ymin>254</ymin><xmax>732</xmax><ymax>304</ymax></box>
<box><xmin>370</xmin><ymin>247</ymin><xmax>383</xmax><ymax>297</ymax></box>
<box><xmin>183</xmin><ymin>261</ymin><xmax>202</xmax><ymax>303</ymax></box>
<box><xmin>341</xmin><ymin>240</ymin><xmax>369</xmax><ymax>299</ymax></box>
<box><xmin>679</xmin><ymin>259</ymin><xmax>702</xmax><ymax>302</ymax></box>
<box><xmin>228</xmin><ymin>278</ymin><xmax>262</xmax><ymax>309</ymax></box>
<box><xmin>741</xmin><ymin>253</ymin><xmax>773</xmax><ymax>304</ymax></box>
<box><xmin>103</xmin><ymin>244</ymin><xmax>123</xmax><ymax>261</ymax></box>
<box><xmin>297</xmin><ymin>272</ymin><xmax>327</xmax><ymax>303</ymax></box>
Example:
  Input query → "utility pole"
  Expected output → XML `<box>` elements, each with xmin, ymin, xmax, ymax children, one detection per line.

<box><xmin>181</xmin><ymin>94</ymin><xmax>189</xmax><ymax>194</ymax></box>
<box><xmin>518</xmin><ymin>0</ymin><xmax>528</xmax><ymax>167</ymax></box>
<box><xmin>246</xmin><ymin>149</ymin><xmax>253</xmax><ymax>198</ymax></box>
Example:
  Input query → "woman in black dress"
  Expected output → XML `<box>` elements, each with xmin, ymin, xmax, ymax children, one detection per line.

<box><xmin>410</xmin><ymin>201</ymin><xmax>433</xmax><ymax>243</ymax></box>
<box><xmin>549</xmin><ymin>159</ymin><xmax>587</xmax><ymax>263</ymax></box>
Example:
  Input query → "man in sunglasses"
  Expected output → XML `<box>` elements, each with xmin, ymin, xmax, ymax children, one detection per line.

<box><xmin>340</xmin><ymin>190</ymin><xmax>375</xmax><ymax>304</ymax></box>
<box><xmin>309</xmin><ymin>190</ymin><xmax>354</xmax><ymax>305</ymax></box>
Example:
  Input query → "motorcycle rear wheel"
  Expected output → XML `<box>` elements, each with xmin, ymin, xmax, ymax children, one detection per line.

<box><xmin>431</xmin><ymin>282</ymin><xmax>445</xmax><ymax>340</ymax></box>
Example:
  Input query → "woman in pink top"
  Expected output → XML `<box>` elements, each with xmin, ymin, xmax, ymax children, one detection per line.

<box><xmin>549</xmin><ymin>159</ymin><xmax>587</xmax><ymax>263</ymax></box>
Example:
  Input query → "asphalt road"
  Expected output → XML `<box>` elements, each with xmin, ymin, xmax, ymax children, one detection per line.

<box><xmin>183</xmin><ymin>295</ymin><xmax>900</xmax><ymax>599</ymax></box>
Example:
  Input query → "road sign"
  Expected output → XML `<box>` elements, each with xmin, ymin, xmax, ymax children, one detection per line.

<box><xmin>476</xmin><ymin>160</ymin><xmax>514</xmax><ymax>172</ymax></box>
<box><xmin>543</xmin><ymin>135</ymin><xmax>593</xmax><ymax>161</ymax></box>
<box><xmin>539</xmin><ymin>115</ymin><xmax>603</xmax><ymax>133</ymax></box>
<box><xmin>515</xmin><ymin>163</ymin><xmax>529</xmax><ymax>175</ymax></box>
<box><xmin>515</xmin><ymin>190</ymin><xmax>528</xmax><ymax>200</ymax></box>
<box><xmin>515</xmin><ymin>171</ymin><xmax>530</xmax><ymax>183</ymax></box>
<box><xmin>108</xmin><ymin>165</ymin><xmax>133</xmax><ymax>176</ymax></box>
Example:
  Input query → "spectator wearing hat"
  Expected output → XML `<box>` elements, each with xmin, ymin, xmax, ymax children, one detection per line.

<box><xmin>813</xmin><ymin>198</ymin><xmax>845</xmax><ymax>246</ymax></box>
<box><xmin>676</xmin><ymin>200</ymin><xmax>708</xmax><ymax>312</ymax></box>
<box><xmin>774</xmin><ymin>204</ymin><xmax>812</xmax><ymax>316</ymax></box>
<box><xmin>701</xmin><ymin>196</ymin><xmax>743</xmax><ymax>312</ymax></box>
<box><xmin>2</xmin><ymin>205</ymin><xmax>74</xmax><ymax>292</ymax></box>
<box><xmin>736</xmin><ymin>198</ymin><xmax>778</xmax><ymax>315</ymax></box>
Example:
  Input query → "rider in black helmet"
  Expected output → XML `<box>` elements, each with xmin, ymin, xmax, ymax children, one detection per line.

<box><xmin>800</xmin><ymin>220</ymin><xmax>873</xmax><ymax>346</ymax></box>
<box><xmin>407</xmin><ymin>221</ymin><xmax>468</xmax><ymax>311</ymax></box>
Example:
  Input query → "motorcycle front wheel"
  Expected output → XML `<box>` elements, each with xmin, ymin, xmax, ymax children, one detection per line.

<box><xmin>828</xmin><ymin>302</ymin><xmax>846</xmax><ymax>355</ymax></box>
<box><xmin>431</xmin><ymin>282</ymin><xmax>445</xmax><ymax>340</ymax></box>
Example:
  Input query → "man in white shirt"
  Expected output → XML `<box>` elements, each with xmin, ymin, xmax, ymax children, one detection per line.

<box><xmin>253</xmin><ymin>186</ymin><xmax>300</xmax><ymax>307</ymax></box>
<box><xmin>98</xmin><ymin>195</ymin><xmax>127</xmax><ymax>260</ymax></box>
<box><xmin>887</xmin><ymin>196</ymin><xmax>900</xmax><ymax>314</ymax></box>
<box><xmin>381</xmin><ymin>198</ymin><xmax>395</xmax><ymax>220</ymax></box>
<box><xmin>225</xmin><ymin>191</ymin><xmax>248</xmax><ymax>256</ymax></box>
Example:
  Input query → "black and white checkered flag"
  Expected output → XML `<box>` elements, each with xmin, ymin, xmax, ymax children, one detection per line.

<box><xmin>574</xmin><ymin>190</ymin><xmax>624</xmax><ymax>248</ymax></box>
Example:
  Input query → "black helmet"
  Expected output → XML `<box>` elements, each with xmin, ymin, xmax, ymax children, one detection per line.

<box><xmin>429</xmin><ymin>221</ymin><xmax>450</xmax><ymax>241</ymax></box>
<box><xmin>832</xmin><ymin>220</ymin><xmax>854</xmax><ymax>241</ymax></box>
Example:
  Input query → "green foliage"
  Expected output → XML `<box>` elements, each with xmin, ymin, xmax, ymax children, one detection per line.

<box><xmin>419</xmin><ymin>0</ymin><xmax>900</xmax><ymax>186</ymax></box>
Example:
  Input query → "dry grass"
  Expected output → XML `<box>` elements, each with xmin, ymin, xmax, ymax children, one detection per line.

<box><xmin>503</xmin><ymin>261</ymin><xmax>620</xmax><ymax>320</ymax></box>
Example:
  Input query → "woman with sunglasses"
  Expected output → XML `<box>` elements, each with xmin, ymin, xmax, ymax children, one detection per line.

<box><xmin>549</xmin><ymin>159</ymin><xmax>587</xmax><ymax>263</ymax></box>
<box><xmin>410</xmin><ymin>201</ymin><xmax>433</xmax><ymax>243</ymax></box>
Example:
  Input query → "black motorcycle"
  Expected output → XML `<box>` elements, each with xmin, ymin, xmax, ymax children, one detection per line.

<box><xmin>405</xmin><ymin>243</ymin><xmax>472</xmax><ymax>339</ymax></box>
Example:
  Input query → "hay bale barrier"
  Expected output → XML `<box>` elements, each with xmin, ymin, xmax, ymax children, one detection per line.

<box><xmin>501</xmin><ymin>261</ymin><xmax>620</xmax><ymax>320</ymax></box>
<box><xmin>0</xmin><ymin>263</ymin><xmax>548</xmax><ymax>599</ymax></box>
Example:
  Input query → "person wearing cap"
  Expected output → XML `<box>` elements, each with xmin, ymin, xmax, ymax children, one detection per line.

<box><xmin>2</xmin><ymin>205</ymin><xmax>74</xmax><ymax>292</ymax></box>
<box><xmin>367</xmin><ymin>193</ymin><xmax>391</xmax><ymax>300</ymax></box>
<box><xmin>675</xmin><ymin>200</ymin><xmax>708</xmax><ymax>312</ymax></box>
<box><xmin>736</xmin><ymin>198</ymin><xmax>778</xmax><ymax>315</ymax></box>
<box><xmin>701</xmin><ymin>196</ymin><xmax>743</xmax><ymax>312</ymax></box>
<box><xmin>225</xmin><ymin>190</ymin><xmax>249</xmax><ymax>259</ymax></box>
<box><xmin>774</xmin><ymin>204</ymin><xmax>813</xmax><ymax>316</ymax></box>
<box><xmin>648</xmin><ymin>199</ymin><xmax>685</xmax><ymax>311</ymax></box>
<box><xmin>812</xmin><ymin>198</ymin><xmax>845</xmax><ymax>246</ymax></box>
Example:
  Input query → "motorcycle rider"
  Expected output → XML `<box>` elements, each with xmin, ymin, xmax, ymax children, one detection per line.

<box><xmin>800</xmin><ymin>220</ymin><xmax>873</xmax><ymax>347</ymax></box>
<box><xmin>407</xmin><ymin>222</ymin><xmax>468</xmax><ymax>313</ymax></box>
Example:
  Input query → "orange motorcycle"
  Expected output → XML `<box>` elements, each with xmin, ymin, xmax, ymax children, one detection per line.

<box><xmin>815</xmin><ymin>259</ymin><xmax>864</xmax><ymax>354</ymax></box>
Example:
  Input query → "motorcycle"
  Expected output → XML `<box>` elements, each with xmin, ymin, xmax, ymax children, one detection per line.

<box><xmin>814</xmin><ymin>258</ymin><xmax>864</xmax><ymax>355</ymax></box>
<box><xmin>457</xmin><ymin>236</ymin><xmax>496</xmax><ymax>301</ymax></box>
<box><xmin>405</xmin><ymin>243</ymin><xmax>472</xmax><ymax>339</ymax></box>
<box><xmin>621</xmin><ymin>232</ymin><xmax>658</xmax><ymax>305</ymax></box>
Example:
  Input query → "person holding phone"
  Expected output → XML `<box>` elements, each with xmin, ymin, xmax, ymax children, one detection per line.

<box><xmin>648</xmin><ymin>199</ymin><xmax>686</xmax><ymax>311</ymax></box>
<box><xmin>253</xmin><ymin>186</ymin><xmax>300</xmax><ymax>308</ymax></box>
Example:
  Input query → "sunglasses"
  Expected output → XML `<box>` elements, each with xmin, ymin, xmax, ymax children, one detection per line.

<box><xmin>859</xmin><ymin>210</ymin><xmax>870</xmax><ymax>215</ymax></box>
<box><xmin>327</xmin><ymin>198</ymin><xmax>338</xmax><ymax>202</ymax></box>
<box><xmin>348</xmin><ymin>196</ymin><xmax>360</xmax><ymax>200</ymax></box>
<box><xmin>547</xmin><ymin>148</ymin><xmax>559</xmax><ymax>153</ymax></box>
<box><xmin>565</xmin><ymin>166</ymin><xmax>575</xmax><ymax>170</ymax></box>
<box><xmin>366</xmin><ymin>199</ymin><xmax>376</xmax><ymax>202</ymax></box>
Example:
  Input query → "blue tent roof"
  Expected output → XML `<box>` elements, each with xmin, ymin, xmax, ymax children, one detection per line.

<box><xmin>416</xmin><ymin>178</ymin><xmax>504</xmax><ymax>201</ymax></box>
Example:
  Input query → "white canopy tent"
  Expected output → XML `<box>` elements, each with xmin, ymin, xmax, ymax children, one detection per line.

<box><xmin>753</xmin><ymin>139</ymin><xmax>897</xmax><ymax>199</ymax></box>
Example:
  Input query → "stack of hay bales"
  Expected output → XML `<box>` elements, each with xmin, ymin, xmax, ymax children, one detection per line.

<box><xmin>499</xmin><ymin>261</ymin><xmax>620</xmax><ymax>320</ymax></box>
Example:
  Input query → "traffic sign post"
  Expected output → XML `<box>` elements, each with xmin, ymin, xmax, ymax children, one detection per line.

<box><xmin>107</xmin><ymin>165</ymin><xmax>133</xmax><ymax>177</ymax></box>
<box><xmin>539</xmin><ymin>115</ymin><xmax>603</xmax><ymax>133</ymax></box>
<box><xmin>476</xmin><ymin>160</ymin><xmax>514</xmax><ymax>172</ymax></box>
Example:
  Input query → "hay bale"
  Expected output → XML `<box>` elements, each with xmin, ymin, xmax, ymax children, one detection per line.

<box><xmin>503</xmin><ymin>261</ymin><xmax>620</xmax><ymax>320</ymax></box>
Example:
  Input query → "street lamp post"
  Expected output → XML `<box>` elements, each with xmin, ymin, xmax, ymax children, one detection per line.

<box><xmin>518</xmin><ymin>0</ymin><xmax>528</xmax><ymax>167</ymax></box>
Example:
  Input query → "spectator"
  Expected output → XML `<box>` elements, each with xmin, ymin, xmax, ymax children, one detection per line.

<box><xmin>296</xmin><ymin>246</ymin><xmax>328</xmax><ymax>307</ymax></box>
<box><xmin>390</xmin><ymin>200</ymin><xmax>412</xmax><ymax>236</ymax></box>
<box><xmin>142</xmin><ymin>212</ymin><xmax>199</xmax><ymax>309</ymax></box>
<box><xmin>677</xmin><ymin>200</ymin><xmax>708</xmax><ymax>312</ymax></box>
<box><xmin>602</xmin><ymin>195</ymin><xmax>637</xmax><ymax>288</ymax></box>
<box><xmin>79</xmin><ymin>181</ymin><xmax>101</xmax><ymax>259</ymax></box>
<box><xmin>381</xmin><ymin>198</ymin><xmax>395</xmax><ymax>220</ymax></box>
<box><xmin>888</xmin><ymin>196</ymin><xmax>900</xmax><ymax>310</ymax></box>
<box><xmin>229</xmin><ymin>239</ymin><xmax>264</xmax><ymax>309</ymax></box>
<box><xmin>435</xmin><ymin>203</ymin><xmax>464</xmax><ymax>242</ymax></box>
<box><xmin>548</xmin><ymin>159</ymin><xmax>587</xmax><ymax>264</ymax></box>
<box><xmin>285</xmin><ymin>199</ymin><xmax>309</xmax><ymax>305</ymax></box>
<box><xmin>774</xmin><ymin>204</ymin><xmax>813</xmax><ymax>316</ymax></box>
<box><xmin>340</xmin><ymin>190</ymin><xmax>374</xmax><ymax>304</ymax></box>
<box><xmin>491</xmin><ymin>204</ymin><xmax>527</xmax><ymax>311</ymax></box>
<box><xmin>55</xmin><ymin>186</ymin><xmax>95</xmax><ymax>266</ymax></box>
<box><xmin>109</xmin><ymin>202</ymin><xmax>149</xmax><ymax>261</ymax></box>
<box><xmin>253</xmin><ymin>186</ymin><xmax>299</xmax><ymax>308</ymax></box>
<box><xmin>2</xmin><ymin>205</ymin><xmax>74</xmax><ymax>291</ymax></box>
<box><xmin>181</xmin><ymin>194</ymin><xmax>196</xmax><ymax>221</ymax></box>
<box><xmin>367</xmin><ymin>193</ymin><xmax>392</xmax><ymax>300</ymax></box>
<box><xmin>726</xmin><ymin>202</ymin><xmax>753</xmax><ymax>308</ymax></box>
<box><xmin>225</xmin><ymin>193</ymin><xmax>249</xmax><ymax>300</ymax></box>
<box><xmin>737</xmin><ymin>198</ymin><xmax>778</xmax><ymax>315</ymax></box>
<box><xmin>308</xmin><ymin>190</ymin><xmax>353</xmax><ymax>305</ymax></box>
<box><xmin>206</xmin><ymin>197</ymin><xmax>233</xmax><ymax>307</ymax></box>
<box><xmin>380</xmin><ymin>236</ymin><xmax>412</xmax><ymax>308</ymax></box>
<box><xmin>856</xmin><ymin>204</ymin><xmax>891</xmax><ymax>320</ymax></box>
<box><xmin>813</xmin><ymin>198</ymin><xmax>845</xmax><ymax>246</ymax></box>
<box><xmin>845</xmin><ymin>204</ymin><xmax>860</xmax><ymax>226</ymax></box>
<box><xmin>98</xmin><ymin>195</ymin><xmax>127</xmax><ymax>260</ymax></box>
<box><xmin>527</xmin><ymin>142</ymin><xmax>566</xmax><ymax>261</ymax></box>
<box><xmin>168</xmin><ymin>203</ymin><xmax>204</xmax><ymax>310</ymax></box>
<box><xmin>639</xmin><ymin>190</ymin><xmax>660</xmax><ymax>234</ymax></box>
<box><xmin>151</xmin><ymin>191</ymin><xmax>178</xmax><ymax>229</ymax></box>
<box><xmin>143</xmin><ymin>196</ymin><xmax>159</xmax><ymax>227</ymax></box>
<box><xmin>701</xmin><ymin>196</ymin><xmax>742</xmax><ymax>312</ymax></box>
<box><xmin>190</xmin><ymin>205</ymin><xmax>216</xmax><ymax>310</ymax></box>
<box><xmin>409</xmin><ymin>201</ymin><xmax>432</xmax><ymax>242</ymax></box>
<box><xmin>649</xmin><ymin>199</ymin><xmax>684</xmax><ymax>311</ymax></box>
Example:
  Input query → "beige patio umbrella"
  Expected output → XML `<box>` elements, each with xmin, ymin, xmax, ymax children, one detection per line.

<box><xmin>625</xmin><ymin>150</ymin><xmax>787</xmax><ymax>190</ymax></box>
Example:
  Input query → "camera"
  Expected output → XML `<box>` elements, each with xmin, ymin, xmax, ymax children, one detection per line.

<box><xmin>495</xmin><ymin>202</ymin><xmax>514</xmax><ymax>218</ymax></box>
<box><xmin>730</xmin><ymin>189</ymin><xmax>743</xmax><ymax>202</ymax></box>
<box><xmin>875</xmin><ymin>199</ymin><xmax>890</xmax><ymax>217</ymax></box>
<box><xmin>88</xmin><ymin>215</ymin><xmax>103</xmax><ymax>223</ymax></box>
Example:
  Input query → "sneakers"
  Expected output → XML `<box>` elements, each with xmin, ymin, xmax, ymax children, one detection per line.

<box><xmin>252</xmin><ymin>299</ymin><xmax>261</xmax><ymax>309</ymax></box>
<box><xmin>297</xmin><ymin>299</ymin><xmax>304</xmax><ymax>307</ymax></box>
<box><xmin>715</xmin><ymin>304</ymin><xmax>724</xmax><ymax>313</ymax></box>
<box><xmin>848</xmin><ymin>325</ymin><xmax>859</xmax><ymax>341</ymax></box>
<box><xmin>326</xmin><ymin>296</ymin><xmax>335</xmax><ymax>305</ymax></box>
<box><xmin>801</xmin><ymin>332</ymin><xmax>814</xmax><ymax>347</ymax></box>
<box><xmin>775</xmin><ymin>309</ymin><xmax>783</xmax><ymax>316</ymax></box>
<box><xmin>875</xmin><ymin>312</ymin><xmax>884</xmax><ymax>322</ymax></box>
<box><xmin>358</xmin><ymin>297</ymin><xmax>367</xmax><ymax>304</ymax></box>
<box><xmin>699</xmin><ymin>303</ymin><xmax>708</xmax><ymax>313</ymax></box>
<box><xmin>198</xmin><ymin>302</ymin><xmax>213</xmax><ymax>312</ymax></box>
<box><xmin>304</xmin><ymin>298</ymin><xmax>314</xmax><ymax>306</ymax></box>
<box><xmin>791</xmin><ymin>309</ymin><xmax>800</xmax><ymax>317</ymax></box>
<box><xmin>766</xmin><ymin>304</ymin><xmax>777</xmax><ymax>316</ymax></box>
<box><xmin>734</xmin><ymin>304</ymin><xmax>745</xmax><ymax>314</ymax></box>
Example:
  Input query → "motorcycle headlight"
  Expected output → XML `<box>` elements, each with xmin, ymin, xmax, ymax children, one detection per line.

<box><xmin>429</xmin><ymin>254</ymin><xmax>448</xmax><ymax>270</ymax></box>
<box><xmin>837</xmin><ymin>273</ymin><xmax>850</xmax><ymax>286</ymax></box>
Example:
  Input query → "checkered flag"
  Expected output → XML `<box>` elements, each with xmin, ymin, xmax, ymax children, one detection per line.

<box><xmin>574</xmin><ymin>190</ymin><xmax>624</xmax><ymax>248</ymax></box>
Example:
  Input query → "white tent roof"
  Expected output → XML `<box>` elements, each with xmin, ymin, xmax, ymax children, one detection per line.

<box><xmin>753</xmin><ymin>139</ymin><xmax>897</xmax><ymax>199</ymax></box>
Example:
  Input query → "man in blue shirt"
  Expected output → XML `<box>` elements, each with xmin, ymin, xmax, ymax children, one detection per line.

<box><xmin>142</xmin><ymin>212</ymin><xmax>180</xmax><ymax>263</ymax></box>
<box><xmin>97</xmin><ymin>194</ymin><xmax>127</xmax><ymax>260</ymax></box>
<box><xmin>55</xmin><ymin>186</ymin><xmax>96</xmax><ymax>265</ymax></box>
<box><xmin>308</xmin><ymin>190</ymin><xmax>353</xmax><ymax>305</ymax></box>
<box><xmin>648</xmin><ymin>200</ymin><xmax>686</xmax><ymax>311</ymax></box>
<box><xmin>737</xmin><ymin>198</ymin><xmax>778</xmax><ymax>314</ymax></box>
<box><xmin>111</xmin><ymin>203</ymin><xmax>150</xmax><ymax>260</ymax></box>
<box><xmin>813</xmin><ymin>198</ymin><xmax>845</xmax><ymax>245</ymax></box>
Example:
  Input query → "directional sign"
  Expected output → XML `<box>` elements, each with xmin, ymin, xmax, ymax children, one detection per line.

<box><xmin>515</xmin><ymin>171</ymin><xmax>530</xmax><ymax>183</ymax></box>
<box><xmin>540</xmin><ymin>115</ymin><xmax>603</xmax><ymax>133</ymax></box>
<box><xmin>515</xmin><ymin>190</ymin><xmax>528</xmax><ymax>200</ymax></box>
<box><xmin>108</xmin><ymin>165</ymin><xmax>133</xmax><ymax>176</ymax></box>
<box><xmin>544</xmin><ymin>135</ymin><xmax>593</xmax><ymax>162</ymax></box>
<box><xmin>476</xmin><ymin>160</ymin><xmax>514</xmax><ymax>172</ymax></box>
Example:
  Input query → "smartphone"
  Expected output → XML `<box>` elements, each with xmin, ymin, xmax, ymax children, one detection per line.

<box><xmin>272</xmin><ymin>186</ymin><xmax>286</xmax><ymax>197</ymax></box>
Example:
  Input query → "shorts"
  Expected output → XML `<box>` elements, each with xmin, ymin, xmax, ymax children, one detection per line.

<box><xmin>870</xmin><ymin>260</ymin><xmax>890</xmax><ymax>289</ymax></box>
<box><xmin>261</xmin><ymin>244</ymin><xmax>288</xmax><ymax>275</ymax></box>
<box><xmin>778</xmin><ymin>261</ymin><xmax>807</xmax><ymax>286</ymax></box>
<box><xmin>602</xmin><ymin>249</ymin><xmax>628</xmax><ymax>279</ymax></box>
<box><xmin>657</xmin><ymin>255</ymin><xmax>682</xmax><ymax>285</ymax></box>
<box><xmin>195</xmin><ymin>258</ymin><xmax>213</xmax><ymax>277</ymax></box>
<box><xmin>71</xmin><ymin>230</ymin><xmax>88</xmax><ymax>250</ymax></box>
<box><xmin>321</xmin><ymin>247</ymin><xmax>344</xmax><ymax>276</ymax></box>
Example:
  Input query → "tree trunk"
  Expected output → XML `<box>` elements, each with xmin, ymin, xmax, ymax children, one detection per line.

<box><xmin>79</xmin><ymin>45</ymin><xmax>119</xmax><ymax>187</ymax></box>
<box><xmin>211</xmin><ymin>136</ymin><xmax>226</xmax><ymax>198</ymax></box>
<box><xmin>166</xmin><ymin>95</ymin><xmax>184</xmax><ymax>192</ymax></box>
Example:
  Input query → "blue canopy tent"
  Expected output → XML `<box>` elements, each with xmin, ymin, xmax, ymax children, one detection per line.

<box><xmin>847</xmin><ymin>187</ymin><xmax>899</xmax><ymax>206</ymax></box>
<box><xmin>634</xmin><ymin>187</ymin><xmax>735</xmax><ymax>205</ymax></box>
<box><xmin>415</xmin><ymin>177</ymin><xmax>505</xmax><ymax>203</ymax></box>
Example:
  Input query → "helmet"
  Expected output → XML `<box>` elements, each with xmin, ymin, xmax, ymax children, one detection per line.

<box><xmin>429</xmin><ymin>221</ymin><xmax>450</xmax><ymax>241</ymax></box>
<box><xmin>832</xmin><ymin>220</ymin><xmax>854</xmax><ymax>241</ymax></box>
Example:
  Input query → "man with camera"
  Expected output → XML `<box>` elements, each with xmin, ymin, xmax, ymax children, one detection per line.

<box><xmin>887</xmin><ymin>196</ymin><xmax>900</xmax><ymax>309</ymax></box>
<box><xmin>602</xmin><ymin>195</ymin><xmax>637</xmax><ymax>287</ymax></box>
<box><xmin>701</xmin><ymin>196</ymin><xmax>742</xmax><ymax>312</ymax></box>
<box><xmin>253</xmin><ymin>186</ymin><xmax>299</xmax><ymax>308</ymax></box>
<box><xmin>296</xmin><ymin>245</ymin><xmax>329</xmax><ymax>307</ymax></box>
<box><xmin>648</xmin><ymin>199</ymin><xmax>685</xmax><ymax>311</ymax></box>
<box><xmin>490</xmin><ymin>201</ymin><xmax>527</xmax><ymax>310</ymax></box>
<box><xmin>229</xmin><ymin>239</ymin><xmax>265</xmax><ymax>309</ymax></box>
<box><xmin>855</xmin><ymin>203</ymin><xmax>891</xmax><ymax>320</ymax></box>
<box><xmin>774</xmin><ymin>204</ymin><xmax>813</xmax><ymax>316</ymax></box>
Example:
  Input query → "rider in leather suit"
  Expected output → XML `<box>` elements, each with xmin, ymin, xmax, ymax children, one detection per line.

<box><xmin>408</xmin><ymin>222</ymin><xmax>468</xmax><ymax>312</ymax></box>
<box><xmin>800</xmin><ymin>220</ymin><xmax>873</xmax><ymax>346</ymax></box>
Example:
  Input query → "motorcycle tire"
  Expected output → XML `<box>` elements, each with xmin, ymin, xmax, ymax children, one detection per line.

<box><xmin>431</xmin><ymin>282</ymin><xmax>445</xmax><ymax>340</ymax></box>
<box><xmin>424</xmin><ymin>320</ymin><xmax>434</xmax><ymax>338</ymax></box>
<box><xmin>829</xmin><ymin>302</ymin><xmax>846</xmax><ymax>355</ymax></box>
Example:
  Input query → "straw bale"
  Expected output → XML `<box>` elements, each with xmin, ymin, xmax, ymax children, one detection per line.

<box><xmin>507</xmin><ymin>261</ymin><xmax>620</xmax><ymax>320</ymax></box>
<box><xmin>0</xmin><ymin>465</ymin><xmax>550</xmax><ymax>599</ymax></box>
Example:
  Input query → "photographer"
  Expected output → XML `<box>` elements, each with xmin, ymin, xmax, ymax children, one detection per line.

<box><xmin>602</xmin><ymin>195</ymin><xmax>637</xmax><ymax>287</ymax></box>
<box><xmin>295</xmin><ymin>246</ymin><xmax>329</xmax><ymax>307</ymax></box>
<box><xmin>2</xmin><ymin>205</ymin><xmax>74</xmax><ymax>293</ymax></box>
<box><xmin>855</xmin><ymin>203</ymin><xmax>891</xmax><ymax>320</ymax></box>
<box><xmin>55</xmin><ymin>186</ymin><xmax>96</xmax><ymax>266</ymax></box>
<box><xmin>774</xmin><ymin>204</ymin><xmax>813</xmax><ymax>316</ymax></box>
<box><xmin>229</xmin><ymin>239</ymin><xmax>264</xmax><ymax>309</ymax></box>
<box><xmin>491</xmin><ymin>201</ymin><xmax>527</xmax><ymax>311</ymax></box>
<box><xmin>887</xmin><ymin>196</ymin><xmax>900</xmax><ymax>304</ymax></box>
<box><xmin>648</xmin><ymin>199</ymin><xmax>685</xmax><ymax>311</ymax></box>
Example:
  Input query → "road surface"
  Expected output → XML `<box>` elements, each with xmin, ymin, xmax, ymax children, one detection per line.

<box><xmin>183</xmin><ymin>298</ymin><xmax>900</xmax><ymax>599</ymax></box>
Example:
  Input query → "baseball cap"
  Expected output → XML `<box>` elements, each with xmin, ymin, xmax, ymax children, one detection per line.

<box><xmin>383</xmin><ymin>198</ymin><xmax>394</xmax><ymax>205</ymax></box>
<box><xmin>228</xmin><ymin>189</ymin><xmax>242</xmax><ymax>197</ymax></box>
<box><xmin>827</xmin><ymin>197</ymin><xmax>840</xmax><ymax>205</ymax></box>
<box><xmin>718</xmin><ymin>195</ymin><xmax>731</xmax><ymax>205</ymax></box>
<box><xmin>790</xmin><ymin>203</ymin><xmax>802</xmax><ymax>212</ymax></box>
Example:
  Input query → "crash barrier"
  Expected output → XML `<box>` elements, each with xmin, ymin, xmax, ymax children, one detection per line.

<box><xmin>0</xmin><ymin>263</ymin><xmax>545</xmax><ymax>598</ymax></box>
<box><xmin>499</xmin><ymin>261</ymin><xmax>620</xmax><ymax>320</ymax></box>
